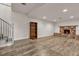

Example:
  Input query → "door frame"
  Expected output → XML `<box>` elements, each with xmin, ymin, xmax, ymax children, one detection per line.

<box><xmin>30</xmin><ymin>22</ymin><xmax>37</xmax><ymax>39</ymax></box>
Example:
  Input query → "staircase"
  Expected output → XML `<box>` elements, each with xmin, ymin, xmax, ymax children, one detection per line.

<box><xmin>0</xmin><ymin>18</ymin><xmax>13</xmax><ymax>47</ymax></box>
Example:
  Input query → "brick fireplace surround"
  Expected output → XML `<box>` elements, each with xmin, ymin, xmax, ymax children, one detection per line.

<box><xmin>54</xmin><ymin>25</ymin><xmax>79</xmax><ymax>40</ymax></box>
<box><xmin>60</xmin><ymin>26</ymin><xmax>76</xmax><ymax>38</ymax></box>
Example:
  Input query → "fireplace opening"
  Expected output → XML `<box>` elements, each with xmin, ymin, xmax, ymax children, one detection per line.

<box><xmin>64</xmin><ymin>29</ymin><xmax>70</xmax><ymax>34</ymax></box>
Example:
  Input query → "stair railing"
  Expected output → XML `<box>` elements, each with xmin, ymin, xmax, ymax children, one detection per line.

<box><xmin>0</xmin><ymin>18</ymin><xmax>13</xmax><ymax>43</ymax></box>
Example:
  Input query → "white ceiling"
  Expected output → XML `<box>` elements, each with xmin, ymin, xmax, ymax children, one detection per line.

<box><xmin>0</xmin><ymin>3</ymin><xmax>11</xmax><ymax>7</ymax></box>
<box><xmin>12</xmin><ymin>3</ymin><xmax>79</xmax><ymax>22</ymax></box>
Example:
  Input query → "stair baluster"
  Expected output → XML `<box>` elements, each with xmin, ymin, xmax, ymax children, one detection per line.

<box><xmin>0</xmin><ymin>18</ymin><xmax>13</xmax><ymax>45</ymax></box>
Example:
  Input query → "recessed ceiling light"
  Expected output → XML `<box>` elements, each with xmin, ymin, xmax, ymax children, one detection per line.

<box><xmin>70</xmin><ymin>16</ymin><xmax>74</xmax><ymax>19</ymax></box>
<box><xmin>62</xmin><ymin>9</ymin><xmax>68</xmax><ymax>13</ymax></box>
<box><xmin>53</xmin><ymin>19</ymin><xmax>57</xmax><ymax>22</ymax></box>
<box><xmin>42</xmin><ymin>16</ymin><xmax>47</xmax><ymax>19</ymax></box>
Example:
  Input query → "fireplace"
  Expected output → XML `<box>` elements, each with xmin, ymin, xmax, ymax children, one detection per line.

<box><xmin>54</xmin><ymin>26</ymin><xmax>76</xmax><ymax>39</ymax></box>
<box><xmin>64</xmin><ymin>29</ymin><xmax>70</xmax><ymax>34</ymax></box>
<box><xmin>60</xmin><ymin>26</ymin><xmax>76</xmax><ymax>38</ymax></box>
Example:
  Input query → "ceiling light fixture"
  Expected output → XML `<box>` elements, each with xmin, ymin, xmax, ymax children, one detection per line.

<box><xmin>62</xmin><ymin>9</ymin><xmax>68</xmax><ymax>13</ymax></box>
<box><xmin>70</xmin><ymin>16</ymin><xmax>74</xmax><ymax>19</ymax></box>
<box><xmin>53</xmin><ymin>19</ymin><xmax>57</xmax><ymax>22</ymax></box>
<box><xmin>42</xmin><ymin>16</ymin><xmax>47</xmax><ymax>19</ymax></box>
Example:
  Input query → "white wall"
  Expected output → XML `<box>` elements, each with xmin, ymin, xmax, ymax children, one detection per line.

<box><xmin>0</xmin><ymin>4</ymin><xmax>11</xmax><ymax>24</ymax></box>
<box><xmin>12</xmin><ymin>11</ymin><xmax>54</xmax><ymax>40</ymax></box>
<box><xmin>0</xmin><ymin>3</ymin><xmax>12</xmax><ymax>38</ymax></box>
<box><xmin>12</xmin><ymin>12</ymin><xmax>29</xmax><ymax>40</ymax></box>
<box><xmin>30</xmin><ymin>19</ymin><xmax>54</xmax><ymax>38</ymax></box>
<box><xmin>54</xmin><ymin>19</ymin><xmax>79</xmax><ymax>35</ymax></box>
<box><xmin>0</xmin><ymin>3</ymin><xmax>13</xmax><ymax>47</ymax></box>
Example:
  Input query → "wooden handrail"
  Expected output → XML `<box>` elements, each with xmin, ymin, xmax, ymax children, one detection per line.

<box><xmin>0</xmin><ymin>18</ymin><xmax>11</xmax><ymax>26</ymax></box>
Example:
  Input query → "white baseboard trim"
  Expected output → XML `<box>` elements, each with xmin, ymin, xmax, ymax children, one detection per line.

<box><xmin>14</xmin><ymin>35</ymin><xmax>54</xmax><ymax>41</ymax></box>
<box><xmin>14</xmin><ymin>37</ymin><xmax>29</xmax><ymax>41</ymax></box>
<box><xmin>38</xmin><ymin>35</ymin><xmax>53</xmax><ymax>39</ymax></box>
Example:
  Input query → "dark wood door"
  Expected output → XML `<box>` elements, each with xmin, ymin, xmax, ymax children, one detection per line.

<box><xmin>30</xmin><ymin>22</ymin><xmax>37</xmax><ymax>39</ymax></box>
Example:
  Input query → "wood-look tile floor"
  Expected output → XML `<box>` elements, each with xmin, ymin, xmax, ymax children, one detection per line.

<box><xmin>0</xmin><ymin>36</ymin><xmax>79</xmax><ymax>56</ymax></box>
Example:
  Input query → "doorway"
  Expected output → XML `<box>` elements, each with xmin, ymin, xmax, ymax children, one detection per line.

<box><xmin>30</xmin><ymin>22</ymin><xmax>37</xmax><ymax>39</ymax></box>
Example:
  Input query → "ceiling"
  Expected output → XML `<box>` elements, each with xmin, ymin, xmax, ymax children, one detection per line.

<box><xmin>0</xmin><ymin>3</ymin><xmax>11</xmax><ymax>7</ymax></box>
<box><xmin>12</xmin><ymin>3</ymin><xmax>79</xmax><ymax>22</ymax></box>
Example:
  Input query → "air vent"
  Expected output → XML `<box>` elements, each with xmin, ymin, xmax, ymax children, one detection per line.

<box><xmin>21</xmin><ymin>3</ymin><xmax>26</xmax><ymax>5</ymax></box>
